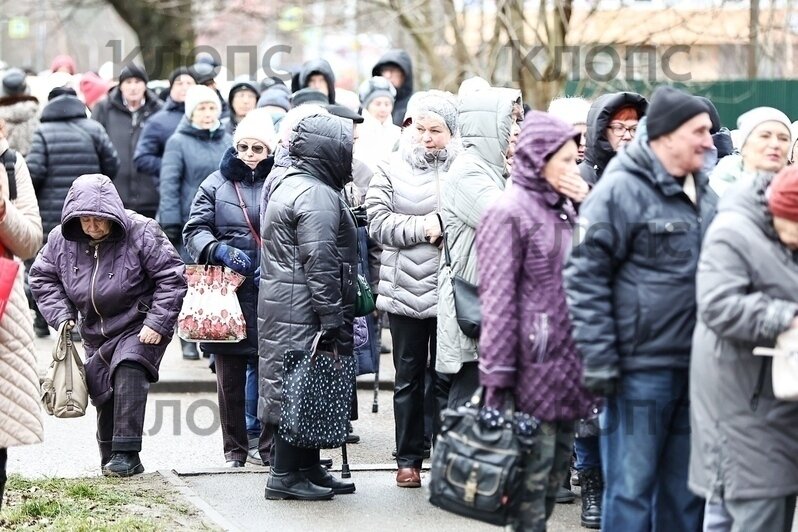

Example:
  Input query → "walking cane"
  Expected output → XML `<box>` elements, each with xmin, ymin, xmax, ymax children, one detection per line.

<box><xmin>341</xmin><ymin>442</ymin><xmax>351</xmax><ymax>479</ymax></box>
<box><xmin>372</xmin><ymin>367</ymin><xmax>379</xmax><ymax>413</ymax></box>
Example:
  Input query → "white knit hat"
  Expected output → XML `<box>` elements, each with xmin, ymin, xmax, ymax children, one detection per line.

<box><xmin>547</xmin><ymin>97</ymin><xmax>592</xmax><ymax>126</ymax></box>
<box><xmin>737</xmin><ymin>107</ymin><xmax>792</xmax><ymax>149</ymax></box>
<box><xmin>233</xmin><ymin>108</ymin><xmax>278</xmax><ymax>152</ymax></box>
<box><xmin>184</xmin><ymin>85</ymin><xmax>221</xmax><ymax>119</ymax></box>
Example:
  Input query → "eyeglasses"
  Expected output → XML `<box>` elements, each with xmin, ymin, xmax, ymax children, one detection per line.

<box><xmin>236</xmin><ymin>143</ymin><xmax>266</xmax><ymax>154</ymax></box>
<box><xmin>608</xmin><ymin>123</ymin><xmax>638</xmax><ymax>137</ymax></box>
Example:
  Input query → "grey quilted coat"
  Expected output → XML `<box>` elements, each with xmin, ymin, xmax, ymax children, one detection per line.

<box><xmin>257</xmin><ymin>114</ymin><xmax>358</xmax><ymax>426</ymax></box>
<box><xmin>436</xmin><ymin>89</ymin><xmax>517</xmax><ymax>375</ymax></box>
<box><xmin>364</xmin><ymin>130</ymin><xmax>458</xmax><ymax>319</ymax></box>
<box><xmin>689</xmin><ymin>174</ymin><xmax>798</xmax><ymax>501</ymax></box>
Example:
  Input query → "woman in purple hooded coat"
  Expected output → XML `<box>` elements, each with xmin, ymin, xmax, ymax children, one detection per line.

<box><xmin>29</xmin><ymin>173</ymin><xmax>187</xmax><ymax>477</ymax></box>
<box><xmin>476</xmin><ymin>111</ymin><xmax>596</xmax><ymax>531</ymax></box>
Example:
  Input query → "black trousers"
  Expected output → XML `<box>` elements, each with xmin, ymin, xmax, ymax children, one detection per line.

<box><xmin>272</xmin><ymin>433</ymin><xmax>319</xmax><ymax>474</ymax></box>
<box><xmin>215</xmin><ymin>353</ymin><xmax>273</xmax><ymax>462</ymax></box>
<box><xmin>0</xmin><ymin>447</ymin><xmax>6</xmax><ymax>484</ymax></box>
<box><xmin>96</xmin><ymin>361</ymin><xmax>150</xmax><ymax>464</ymax></box>
<box><xmin>389</xmin><ymin>313</ymin><xmax>437</xmax><ymax>469</ymax></box>
<box><xmin>434</xmin><ymin>361</ymin><xmax>480</xmax><ymax>446</ymax></box>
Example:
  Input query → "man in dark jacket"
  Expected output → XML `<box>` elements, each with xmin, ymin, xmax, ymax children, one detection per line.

<box><xmin>564</xmin><ymin>86</ymin><xmax>716</xmax><ymax>531</ymax></box>
<box><xmin>372</xmin><ymin>50</ymin><xmax>414</xmax><ymax>127</ymax></box>
<box><xmin>578</xmin><ymin>91</ymin><xmax>648</xmax><ymax>186</ymax></box>
<box><xmin>259</xmin><ymin>113</ymin><xmax>357</xmax><ymax>500</ymax></box>
<box><xmin>133</xmin><ymin>67</ymin><xmax>196</xmax><ymax>188</ymax></box>
<box><xmin>92</xmin><ymin>64</ymin><xmax>163</xmax><ymax>218</ymax></box>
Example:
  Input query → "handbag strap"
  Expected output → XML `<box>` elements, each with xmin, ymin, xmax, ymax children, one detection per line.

<box><xmin>233</xmin><ymin>181</ymin><xmax>262</xmax><ymax>248</ymax></box>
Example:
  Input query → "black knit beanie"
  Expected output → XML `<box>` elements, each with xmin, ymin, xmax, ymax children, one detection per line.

<box><xmin>119</xmin><ymin>64</ymin><xmax>148</xmax><ymax>84</ymax></box>
<box><xmin>647</xmin><ymin>86</ymin><xmax>710</xmax><ymax>140</ymax></box>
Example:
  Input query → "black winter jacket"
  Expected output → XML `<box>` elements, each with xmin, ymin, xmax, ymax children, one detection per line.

<box><xmin>578</xmin><ymin>92</ymin><xmax>648</xmax><ymax>186</ymax></box>
<box><xmin>27</xmin><ymin>95</ymin><xmax>120</xmax><ymax>236</ymax></box>
<box><xmin>183</xmin><ymin>147</ymin><xmax>273</xmax><ymax>357</ymax></box>
<box><xmin>257</xmin><ymin>114</ymin><xmax>358</xmax><ymax>426</ymax></box>
<box><xmin>133</xmin><ymin>97</ymin><xmax>185</xmax><ymax>186</ymax></box>
<box><xmin>91</xmin><ymin>87</ymin><xmax>163</xmax><ymax>215</ymax></box>
<box><xmin>564</xmin><ymin>119</ymin><xmax>718</xmax><ymax>378</ymax></box>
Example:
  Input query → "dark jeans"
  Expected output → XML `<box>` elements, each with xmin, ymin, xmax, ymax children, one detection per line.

<box><xmin>389</xmin><ymin>313</ymin><xmax>437</xmax><ymax>469</ymax></box>
<box><xmin>574</xmin><ymin>435</ymin><xmax>600</xmax><ymax>471</ymax></box>
<box><xmin>600</xmin><ymin>368</ymin><xmax>703</xmax><ymax>532</ymax></box>
<box><xmin>245</xmin><ymin>358</ymin><xmax>260</xmax><ymax>437</ymax></box>
<box><xmin>272</xmin><ymin>432</ymin><xmax>319</xmax><ymax>474</ymax></box>
<box><xmin>96</xmin><ymin>362</ymin><xmax>150</xmax><ymax>464</ymax></box>
<box><xmin>215</xmin><ymin>353</ymin><xmax>272</xmax><ymax>462</ymax></box>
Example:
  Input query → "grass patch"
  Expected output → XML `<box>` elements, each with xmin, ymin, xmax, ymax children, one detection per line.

<box><xmin>0</xmin><ymin>474</ymin><xmax>215</xmax><ymax>531</ymax></box>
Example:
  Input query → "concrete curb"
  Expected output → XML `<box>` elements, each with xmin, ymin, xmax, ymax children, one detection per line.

<box><xmin>173</xmin><ymin>463</ymin><xmax>431</xmax><ymax>476</ymax></box>
<box><xmin>160</xmin><ymin>469</ymin><xmax>244</xmax><ymax>532</ymax></box>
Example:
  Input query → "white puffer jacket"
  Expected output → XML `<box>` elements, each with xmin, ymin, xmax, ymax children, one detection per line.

<box><xmin>0</xmin><ymin>138</ymin><xmax>44</xmax><ymax>448</ymax></box>
<box><xmin>365</xmin><ymin>131</ymin><xmax>459</xmax><ymax>319</ymax></box>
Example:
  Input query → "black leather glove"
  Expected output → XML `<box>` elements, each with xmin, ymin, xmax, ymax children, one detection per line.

<box><xmin>162</xmin><ymin>224</ymin><xmax>182</xmax><ymax>248</ymax></box>
<box><xmin>351</xmin><ymin>206</ymin><xmax>368</xmax><ymax>228</ymax></box>
<box><xmin>583</xmin><ymin>374</ymin><xmax>619</xmax><ymax>397</ymax></box>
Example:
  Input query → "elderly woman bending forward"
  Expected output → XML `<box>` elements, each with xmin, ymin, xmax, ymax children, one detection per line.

<box><xmin>30</xmin><ymin>174</ymin><xmax>187</xmax><ymax>477</ymax></box>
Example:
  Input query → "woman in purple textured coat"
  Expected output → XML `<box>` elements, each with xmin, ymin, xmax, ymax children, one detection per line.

<box><xmin>476</xmin><ymin>111</ymin><xmax>596</xmax><ymax>531</ymax></box>
<box><xmin>30</xmin><ymin>173</ymin><xmax>187</xmax><ymax>477</ymax></box>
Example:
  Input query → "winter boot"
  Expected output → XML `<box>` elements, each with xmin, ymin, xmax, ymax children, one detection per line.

<box><xmin>556</xmin><ymin>472</ymin><xmax>576</xmax><ymax>504</ymax></box>
<box><xmin>301</xmin><ymin>464</ymin><xmax>355</xmax><ymax>494</ymax></box>
<box><xmin>579</xmin><ymin>467</ymin><xmax>603</xmax><ymax>529</ymax></box>
<box><xmin>102</xmin><ymin>452</ymin><xmax>145</xmax><ymax>478</ymax></box>
<box><xmin>264</xmin><ymin>471</ymin><xmax>334</xmax><ymax>501</ymax></box>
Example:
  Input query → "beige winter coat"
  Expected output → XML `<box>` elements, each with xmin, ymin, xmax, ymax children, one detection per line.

<box><xmin>0</xmin><ymin>137</ymin><xmax>44</xmax><ymax>448</ymax></box>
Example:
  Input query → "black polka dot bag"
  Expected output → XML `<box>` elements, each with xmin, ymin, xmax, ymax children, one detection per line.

<box><xmin>279</xmin><ymin>332</ymin><xmax>356</xmax><ymax>449</ymax></box>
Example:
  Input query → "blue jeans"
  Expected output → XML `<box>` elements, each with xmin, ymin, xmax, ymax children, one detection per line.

<box><xmin>245</xmin><ymin>356</ymin><xmax>260</xmax><ymax>437</ymax></box>
<box><xmin>600</xmin><ymin>368</ymin><xmax>703</xmax><ymax>532</ymax></box>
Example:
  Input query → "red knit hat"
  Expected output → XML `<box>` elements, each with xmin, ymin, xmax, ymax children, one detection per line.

<box><xmin>79</xmin><ymin>72</ymin><xmax>109</xmax><ymax>109</ymax></box>
<box><xmin>769</xmin><ymin>166</ymin><xmax>798</xmax><ymax>221</ymax></box>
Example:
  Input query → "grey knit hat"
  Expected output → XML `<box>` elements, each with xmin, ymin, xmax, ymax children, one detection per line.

<box><xmin>404</xmin><ymin>90</ymin><xmax>458</xmax><ymax>135</ymax></box>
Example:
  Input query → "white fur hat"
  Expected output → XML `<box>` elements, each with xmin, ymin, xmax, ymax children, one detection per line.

<box><xmin>233</xmin><ymin>108</ymin><xmax>278</xmax><ymax>152</ymax></box>
<box><xmin>184</xmin><ymin>85</ymin><xmax>221</xmax><ymax>120</ymax></box>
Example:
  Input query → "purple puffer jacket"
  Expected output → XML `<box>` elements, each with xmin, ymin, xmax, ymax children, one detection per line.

<box><xmin>30</xmin><ymin>174</ymin><xmax>187</xmax><ymax>406</ymax></box>
<box><xmin>476</xmin><ymin>111</ymin><xmax>596</xmax><ymax>421</ymax></box>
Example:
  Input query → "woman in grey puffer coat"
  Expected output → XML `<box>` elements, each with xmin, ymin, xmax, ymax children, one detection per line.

<box><xmin>365</xmin><ymin>90</ymin><xmax>460</xmax><ymax>488</ymax></box>
<box><xmin>436</xmin><ymin>87</ymin><xmax>520</xmax><ymax>407</ymax></box>
<box><xmin>689</xmin><ymin>168</ymin><xmax>798</xmax><ymax>532</ymax></box>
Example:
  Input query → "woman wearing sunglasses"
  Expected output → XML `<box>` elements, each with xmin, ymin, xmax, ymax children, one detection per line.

<box><xmin>183</xmin><ymin>108</ymin><xmax>277</xmax><ymax>467</ymax></box>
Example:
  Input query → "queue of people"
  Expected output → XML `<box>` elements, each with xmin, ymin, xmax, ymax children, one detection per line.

<box><xmin>2</xmin><ymin>49</ymin><xmax>798</xmax><ymax>532</ymax></box>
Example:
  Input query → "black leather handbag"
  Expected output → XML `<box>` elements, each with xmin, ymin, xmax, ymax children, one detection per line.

<box><xmin>429</xmin><ymin>388</ymin><xmax>538</xmax><ymax>526</ymax></box>
<box><xmin>279</xmin><ymin>332</ymin><xmax>356</xmax><ymax>449</ymax></box>
<box><xmin>442</xmin><ymin>232</ymin><xmax>482</xmax><ymax>339</ymax></box>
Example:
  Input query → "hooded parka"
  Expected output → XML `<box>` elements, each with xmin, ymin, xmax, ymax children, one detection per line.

<box><xmin>29</xmin><ymin>174</ymin><xmax>187</xmax><ymax>406</ymax></box>
<box><xmin>257</xmin><ymin>114</ymin><xmax>358</xmax><ymax>426</ymax></box>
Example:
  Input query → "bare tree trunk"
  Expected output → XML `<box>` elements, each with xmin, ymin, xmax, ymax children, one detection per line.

<box><xmin>105</xmin><ymin>0</ymin><xmax>197</xmax><ymax>79</ymax></box>
<box><xmin>749</xmin><ymin>0</ymin><xmax>759</xmax><ymax>79</ymax></box>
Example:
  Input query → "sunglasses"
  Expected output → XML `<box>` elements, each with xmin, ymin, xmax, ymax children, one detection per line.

<box><xmin>236</xmin><ymin>143</ymin><xmax>266</xmax><ymax>154</ymax></box>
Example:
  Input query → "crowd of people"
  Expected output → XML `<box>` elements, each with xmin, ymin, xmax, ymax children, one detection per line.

<box><xmin>1</xmin><ymin>48</ymin><xmax>798</xmax><ymax>532</ymax></box>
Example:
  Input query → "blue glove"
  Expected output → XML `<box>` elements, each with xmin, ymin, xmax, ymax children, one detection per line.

<box><xmin>213</xmin><ymin>244</ymin><xmax>252</xmax><ymax>274</ymax></box>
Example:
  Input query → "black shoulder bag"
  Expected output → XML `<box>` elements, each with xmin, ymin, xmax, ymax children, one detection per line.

<box><xmin>442</xmin><ymin>231</ymin><xmax>481</xmax><ymax>339</ymax></box>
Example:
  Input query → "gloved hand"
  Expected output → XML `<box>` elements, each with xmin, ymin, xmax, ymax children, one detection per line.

<box><xmin>351</xmin><ymin>205</ymin><xmax>368</xmax><ymax>228</ymax></box>
<box><xmin>163</xmin><ymin>225</ymin><xmax>182</xmax><ymax>248</ymax></box>
<box><xmin>582</xmin><ymin>374</ymin><xmax>619</xmax><ymax>397</ymax></box>
<box><xmin>213</xmin><ymin>244</ymin><xmax>252</xmax><ymax>274</ymax></box>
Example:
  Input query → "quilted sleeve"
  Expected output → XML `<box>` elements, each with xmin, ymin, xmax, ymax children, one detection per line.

<box><xmin>364</xmin><ymin>165</ymin><xmax>426</xmax><ymax>248</ymax></box>
<box><xmin>28</xmin><ymin>230</ymin><xmax>77</xmax><ymax>328</ymax></box>
<box><xmin>0</xmin><ymin>154</ymin><xmax>43</xmax><ymax>260</ymax></box>
<box><xmin>295</xmin><ymin>185</ymin><xmax>343</xmax><ymax>330</ymax></box>
<box><xmin>183</xmin><ymin>175</ymin><xmax>220</xmax><ymax>264</ymax></box>
<box><xmin>139</xmin><ymin>220</ymin><xmax>187</xmax><ymax>336</ymax></box>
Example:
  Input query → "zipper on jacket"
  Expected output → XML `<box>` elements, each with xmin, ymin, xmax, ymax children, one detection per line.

<box><xmin>90</xmin><ymin>245</ymin><xmax>109</xmax><ymax>338</ymax></box>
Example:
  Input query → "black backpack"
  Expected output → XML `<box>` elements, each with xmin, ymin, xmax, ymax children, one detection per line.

<box><xmin>1</xmin><ymin>149</ymin><xmax>17</xmax><ymax>201</ymax></box>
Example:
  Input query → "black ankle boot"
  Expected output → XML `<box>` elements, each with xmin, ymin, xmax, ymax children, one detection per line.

<box><xmin>556</xmin><ymin>470</ymin><xmax>576</xmax><ymax>504</ymax></box>
<box><xmin>102</xmin><ymin>452</ymin><xmax>144</xmax><ymax>478</ymax></box>
<box><xmin>181</xmin><ymin>339</ymin><xmax>199</xmax><ymax>360</ymax></box>
<box><xmin>264</xmin><ymin>471</ymin><xmax>334</xmax><ymax>501</ymax></box>
<box><xmin>302</xmin><ymin>464</ymin><xmax>355</xmax><ymax>494</ymax></box>
<box><xmin>579</xmin><ymin>468</ymin><xmax>603</xmax><ymax>529</ymax></box>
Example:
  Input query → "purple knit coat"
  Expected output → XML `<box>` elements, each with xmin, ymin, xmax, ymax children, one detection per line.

<box><xmin>476</xmin><ymin>111</ymin><xmax>596</xmax><ymax>421</ymax></box>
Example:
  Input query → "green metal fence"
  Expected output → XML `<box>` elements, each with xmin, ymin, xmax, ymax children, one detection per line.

<box><xmin>565</xmin><ymin>79</ymin><xmax>798</xmax><ymax>129</ymax></box>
